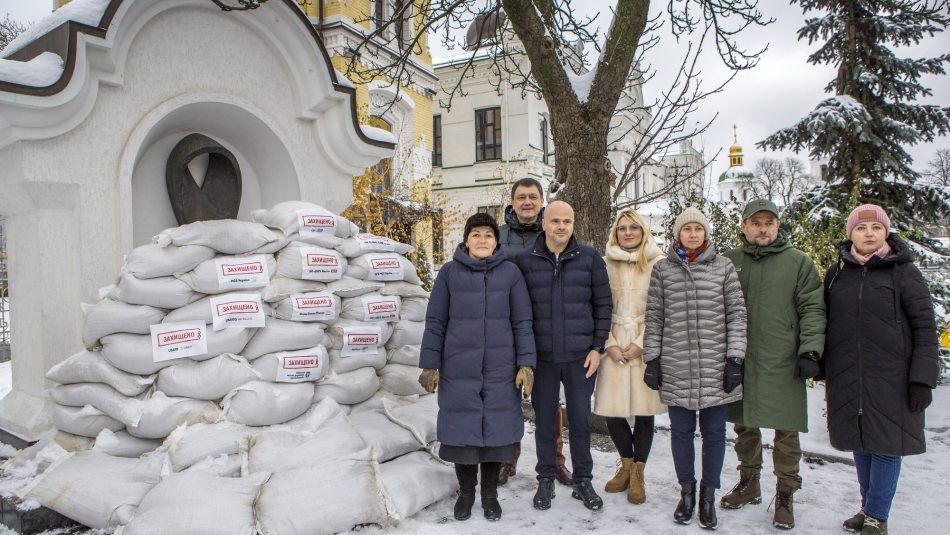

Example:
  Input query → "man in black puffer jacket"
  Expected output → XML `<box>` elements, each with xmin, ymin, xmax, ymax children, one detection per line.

<box><xmin>515</xmin><ymin>200</ymin><xmax>613</xmax><ymax>512</ymax></box>
<box><xmin>497</xmin><ymin>178</ymin><xmax>570</xmax><ymax>487</ymax></box>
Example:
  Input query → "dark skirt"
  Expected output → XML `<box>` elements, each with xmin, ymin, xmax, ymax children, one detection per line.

<box><xmin>439</xmin><ymin>443</ymin><xmax>518</xmax><ymax>465</ymax></box>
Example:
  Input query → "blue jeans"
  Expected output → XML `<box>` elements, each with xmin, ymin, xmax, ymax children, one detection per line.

<box><xmin>668</xmin><ymin>404</ymin><xmax>728</xmax><ymax>489</ymax></box>
<box><xmin>853</xmin><ymin>451</ymin><xmax>901</xmax><ymax>520</ymax></box>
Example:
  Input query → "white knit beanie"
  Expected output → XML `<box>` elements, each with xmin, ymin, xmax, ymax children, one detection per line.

<box><xmin>672</xmin><ymin>207</ymin><xmax>710</xmax><ymax>239</ymax></box>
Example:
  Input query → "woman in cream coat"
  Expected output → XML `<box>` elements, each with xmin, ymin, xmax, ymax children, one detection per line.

<box><xmin>593</xmin><ymin>209</ymin><xmax>666</xmax><ymax>504</ymax></box>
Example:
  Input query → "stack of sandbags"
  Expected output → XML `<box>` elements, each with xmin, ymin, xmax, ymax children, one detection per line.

<box><xmin>29</xmin><ymin>202</ymin><xmax>453</xmax><ymax>533</ymax></box>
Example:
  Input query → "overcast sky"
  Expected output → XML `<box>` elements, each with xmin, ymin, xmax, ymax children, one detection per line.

<box><xmin>3</xmin><ymin>0</ymin><xmax>947</xmax><ymax>180</ymax></box>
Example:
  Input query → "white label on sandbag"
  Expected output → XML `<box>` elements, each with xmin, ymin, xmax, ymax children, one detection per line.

<box><xmin>300</xmin><ymin>247</ymin><xmax>343</xmax><ymax>281</ymax></box>
<box><xmin>215</xmin><ymin>255</ymin><xmax>270</xmax><ymax>290</ymax></box>
<box><xmin>291</xmin><ymin>292</ymin><xmax>336</xmax><ymax>321</ymax></box>
<box><xmin>361</xmin><ymin>295</ymin><xmax>400</xmax><ymax>322</ymax></box>
<box><xmin>151</xmin><ymin>321</ymin><xmax>208</xmax><ymax>362</ymax></box>
<box><xmin>276</xmin><ymin>346</ymin><xmax>327</xmax><ymax>382</ymax></box>
<box><xmin>297</xmin><ymin>209</ymin><xmax>337</xmax><ymax>236</ymax></box>
<box><xmin>363</xmin><ymin>253</ymin><xmax>405</xmax><ymax>281</ymax></box>
<box><xmin>355</xmin><ymin>233</ymin><xmax>396</xmax><ymax>252</ymax></box>
<box><xmin>341</xmin><ymin>325</ymin><xmax>382</xmax><ymax>356</ymax></box>
<box><xmin>210</xmin><ymin>293</ymin><xmax>265</xmax><ymax>331</ymax></box>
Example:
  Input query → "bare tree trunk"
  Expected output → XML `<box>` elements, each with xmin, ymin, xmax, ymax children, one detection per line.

<box><xmin>551</xmin><ymin>116</ymin><xmax>613</xmax><ymax>250</ymax></box>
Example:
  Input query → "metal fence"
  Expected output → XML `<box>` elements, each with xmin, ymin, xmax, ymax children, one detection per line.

<box><xmin>0</xmin><ymin>217</ymin><xmax>9</xmax><ymax>363</ymax></box>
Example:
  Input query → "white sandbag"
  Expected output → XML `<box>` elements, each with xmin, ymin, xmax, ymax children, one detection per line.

<box><xmin>157</xmin><ymin>354</ymin><xmax>260</xmax><ymax>400</ymax></box>
<box><xmin>400</xmin><ymin>297</ymin><xmax>428</xmax><ymax>321</ymax></box>
<box><xmin>341</xmin><ymin>293</ymin><xmax>401</xmax><ymax>323</ymax></box>
<box><xmin>348</xmin><ymin>390</ymin><xmax>418</xmax><ymax>415</ymax></box>
<box><xmin>127</xmin><ymin>392</ymin><xmax>221</xmax><ymax>440</ymax></box>
<box><xmin>248</xmin><ymin>228</ymin><xmax>293</xmax><ymax>254</ymax></box>
<box><xmin>92</xmin><ymin>429</ymin><xmax>160</xmax><ymax>458</ymax></box>
<box><xmin>326</xmin><ymin>318</ymin><xmax>393</xmax><ymax>350</ymax></box>
<box><xmin>118</xmin><ymin>471</ymin><xmax>266</xmax><ymax>535</ymax></box>
<box><xmin>383</xmin><ymin>394</ymin><xmax>439</xmax><ymax>446</ymax></box>
<box><xmin>154</xmin><ymin>220</ymin><xmax>279</xmax><ymax>255</ymax></box>
<box><xmin>251</xmin><ymin>200</ymin><xmax>358</xmax><ymax>240</ymax></box>
<box><xmin>108</xmin><ymin>272</ymin><xmax>201</xmax><ymax>309</ymax></box>
<box><xmin>175</xmin><ymin>254</ymin><xmax>276</xmax><ymax>294</ymax></box>
<box><xmin>101</xmin><ymin>328</ymin><xmax>253</xmax><ymax>375</ymax></box>
<box><xmin>241</xmin><ymin>319</ymin><xmax>326</xmax><ymax>360</ymax></box>
<box><xmin>380</xmin><ymin>280</ymin><xmax>430</xmax><ymax>298</ymax></box>
<box><xmin>312</xmin><ymin>367</ymin><xmax>380</xmax><ymax>406</ymax></box>
<box><xmin>386</xmin><ymin>319</ymin><xmax>425</xmax><ymax>349</ymax></box>
<box><xmin>246</xmin><ymin>411</ymin><xmax>367</xmax><ymax>474</ymax></box>
<box><xmin>49</xmin><ymin>383</ymin><xmax>144</xmax><ymax>427</ymax></box>
<box><xmin>180</xmin><ymin>453</ymin><xmax>243</xmax><ymax>477</ymax></box>
<box><xmin>165</xmin><ymin>420</ymin><xmax>249</xmax><ymax>472</ymax></box>
<box><xmin>82</xmin><ymin>299</ymin><xmax>166</xmax><ymax>347</ymax></box>
<box><xmin>252</xmin><ymin>346</ymin><xmax>329</xmax><ymax>383</ymax></box>
<box><xmin>349</xmin><ymin>409</ymin><xmax>422</xmax><ymax>462</ymax></box>
<box><xmin>163</xmin><ymin>294</ymin><xmax>270</xmax><ymax>326</ymax></box>
<box><xmin>327</xmin><ymin>275</ymin><xmax>385</xmax><ymax>298</ymax></box>
<box><xmin>346</xmin><ymin>252</ymin><xmax>421</xmax><ymax>284</ymax></box>
<box><xmin>261</xmin><ymin>277</ymin><xmax>328</xmax><ymax>303</ymax></box>
<box><xmin>275</xmin><ymin>242</ymin><xmax>347</xmax><ymax>281</ymax></box>
<box><xmin>123</xmin><ymin>243</ymin><xmax>215</xmax><ymax>279</ymax></box>
<box><xmin>378</xmin><ymin>364</ymin><xmax>428</xmax><ymax>396</ymax></box>
<box><xmin>328</xmin><ymin>348</ymin><xmax>387</xmax><ymax>374</ymax></box>
<box><xmin>387</xmin><ymin>345</ymin><xmax>420</xmax><ymax>367</ymax></box>
<box><xmin>380</xmin><ymin>451</ymin><xmax>457</xmax><ymax>519</ymax></box>
<box><xmin>47</xmin><ymin>350</ymin><xmax>155</xmax><ymax>396</ymax></box>
<box><xmin>19</xmin><ymin>450</ymin><xmax>163</xmax><ymax>529</ymax></box>
<box><xmin>270</xmin><ymin>291</ymin><xmax>340</xmax><ymax>322</ymax></box>
<box><xmin>222</xmin><ymin>381</ymin><xmax>314</xmax><ymax>426</ymax></box>
<box><xmin>52</xmin><ymin>404</ymin><xmax>125</xmax><ymax>438</ymax></box>
<box><xmin>336</xmin><ymin>233</ymin><xmax>414</xmax><ymax>257</ymax></box>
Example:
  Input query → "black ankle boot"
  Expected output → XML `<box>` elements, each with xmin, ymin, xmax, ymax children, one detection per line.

<box><xmin>674</xmin><ymin>483</ymin><xmax>696</xmax><ymax>525</ymax></box>
<box><xmin>482</xmin><ymin>492</ymin><xmax>502</xmax><ymax>521</ymax></box>
<box><xmin>698</xmin><ymin>485</ymin><xmax>718</xmax><ymax>530</ymax></box>
<box><xmin>454</xmin><ymin>492</ymin><xmax>475</xmax><ymax>521</ymax></box>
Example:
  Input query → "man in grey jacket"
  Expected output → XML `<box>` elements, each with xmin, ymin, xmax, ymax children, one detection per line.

<box><xmin>497</xmin><ymin>178</ymin><xmax>571</xmax><ymax>487</ymax></box>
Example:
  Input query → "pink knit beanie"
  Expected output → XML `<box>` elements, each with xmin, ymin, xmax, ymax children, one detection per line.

<box><xmin>846</xmin><ymin>204</ymin><xmax>890</xmax><ymax>237</ymax></box>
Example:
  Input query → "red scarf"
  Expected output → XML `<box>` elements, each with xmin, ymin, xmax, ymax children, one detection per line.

<box><xmin>675</xmin><ymin>240</ymin><xmax>708</xmax><ymax>264</ymax></box>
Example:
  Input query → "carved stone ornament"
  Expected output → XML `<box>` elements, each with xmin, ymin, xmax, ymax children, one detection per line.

<box><xmin>165</xmin><ymin>133</ymin><xmax>242</xmax><ymax>224</ymax></box>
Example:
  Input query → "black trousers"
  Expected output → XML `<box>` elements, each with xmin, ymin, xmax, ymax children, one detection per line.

<box><xmin>532</xmin><ymin>358</ymin><xmax>596</xmax><ymax>482</ymax></box>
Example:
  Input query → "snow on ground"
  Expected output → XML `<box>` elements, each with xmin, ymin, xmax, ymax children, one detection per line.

<box><xmin>0</xmin><ymin>380</ymin><xmax>947</xmax><ymax>534</ymax></box>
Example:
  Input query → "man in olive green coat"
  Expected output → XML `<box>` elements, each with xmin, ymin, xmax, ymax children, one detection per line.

<box><xmin>720</xmin><ymin>199</ymin><xmax>826</xmax><ymax>531</ymax></box>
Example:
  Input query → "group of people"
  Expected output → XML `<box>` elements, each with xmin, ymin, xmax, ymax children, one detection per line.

<box><xmin>418</xmin><ymin>178</ymin><xmax>939</xmax><ymax>535</ymax></box>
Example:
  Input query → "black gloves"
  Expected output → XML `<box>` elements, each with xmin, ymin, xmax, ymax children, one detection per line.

<box><xmin>723</xmin><ymin>358</ymin><xmax>743</xmax><ymax>394</ymax></box>
<box><xmin>795</xmin><ymin>352</ymin><xmax>821</xmax><ymax>380</ymax></box>
<box><xmin>908</xmin><ymin>382</ymin><xmax>933</xmax><ymax>413</ymax></box>
<box><xmin>643</xmin><ymin>359</ymin><xmax>662</xmax><ymax>391</ymax></box>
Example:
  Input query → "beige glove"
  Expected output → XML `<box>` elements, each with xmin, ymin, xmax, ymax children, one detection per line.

<box><xmin>418</xmin><ymin>368</ymin><xmax>439</xmax><ymax>393</ymax></box>
<box><xmin>515</xmin><ymin>366</ymin><xmax>534</xmax><ymax>398</ymax></box>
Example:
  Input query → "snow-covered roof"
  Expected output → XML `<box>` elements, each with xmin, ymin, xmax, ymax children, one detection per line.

<box><xmin>1</xmin><ymin>0</ymin><xmax>111</xmax><ymax>59</ymax></box>
<box><xmin>432</xmin><ymin>49</ymin><xmax>494</xmax><ymax>68</ymax></box>
<box><xmin>0</xmin><ymin>52</ymin><xmax>64</xmax><ymax>87</ymax></box>
<box><xmin>719</xmin><ymin>165</ymin><xmax>755</xmax><ymax>182</ymax></box>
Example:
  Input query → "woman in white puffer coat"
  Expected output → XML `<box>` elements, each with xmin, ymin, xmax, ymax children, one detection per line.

<box><xmin>593</xmin><ymin>209</ymin><xmax>666</xmax><ymax>506</ymax></box>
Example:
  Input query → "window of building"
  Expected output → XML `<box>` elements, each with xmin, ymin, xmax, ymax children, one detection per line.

<box><xmin>475</xmin><ymin>107</ymin><xmax>502</xmax><ymax>161</ymax></box>
<box><xmin>395</xmin><ymin>1</ymin><xmax>413</xmax><ymax>50</ymax></box>
<box><xmin>368</xmin><ymin>115</ymin><xmax>393</xmax><ymax>193</ymax></box>
<box><xmin>374</xmin><ymin>0</ymin><xmax>386</xmax><ymax>32</ymax></box>
<box><xmin>477</xmin><ymin>205</ymin><xmax>503</xmax><ymax>223</ymax></box>
<box><xmin>540</xmin><ymin>115</ymin><xmax>550</xmax><ymax>165</ymax></box>
<box><xmin>432</xmin><ymin>115</ymin><xmax>442</xmax><ymax>167</ymax></box>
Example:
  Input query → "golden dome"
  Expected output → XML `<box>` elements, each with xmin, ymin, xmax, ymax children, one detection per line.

<box><xmin>728</xmin><ymin>125</ymin><xmax>742</xmax><ymax>155</ymax></box>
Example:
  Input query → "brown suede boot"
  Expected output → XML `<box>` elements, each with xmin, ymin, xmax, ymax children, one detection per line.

<box><xmin>604</xmin><ymin>458</ymin><xmax>632</xmax><ymax>493</ymax></box>
<box><xmin>720</xmin><ymin>473</ymin><xmax>761</xmax><ymax>509</ymax></box>
<box><xmin>627</xmin><ymin>461</ymin><xmax>646</xmax><ymax>504</ymax></box>
<box><xmin>772</xmin><ymin>484</ymin><xmax>795</xmax><ymax>529</ymax></box>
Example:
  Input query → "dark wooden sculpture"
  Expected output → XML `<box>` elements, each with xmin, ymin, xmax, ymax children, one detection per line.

<box><xmin>165</xmin><ymin>133</ymin><xmax>242</xmax><ymax>224</ymax></box>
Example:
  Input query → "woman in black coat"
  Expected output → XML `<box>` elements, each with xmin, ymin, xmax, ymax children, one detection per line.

<box><xmin>418</xmin><ymin>213</ymin><xmax>537</xmax><ymax>522</ymax></box>
<box><xmin>823</xmin><ymin>204</ymin><xmax>939</xmax><ymax>535</ymax></box>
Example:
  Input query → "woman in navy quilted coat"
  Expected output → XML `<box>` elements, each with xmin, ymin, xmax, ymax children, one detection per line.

<box><xmin>419</xmin><ymin>213</ymin><xmax>537</xmax><ymax>522</ymax></box>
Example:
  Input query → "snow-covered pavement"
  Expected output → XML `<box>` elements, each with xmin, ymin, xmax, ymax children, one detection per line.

<box><xmin>1</xmin><ymin>364</ymin><xmax>947</xmax><ymax>534</ymax></box>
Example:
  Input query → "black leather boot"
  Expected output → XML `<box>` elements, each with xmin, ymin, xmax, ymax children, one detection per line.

<box><xmin>674</xmin><ymin>482</ymin><xmax>696</xmax><ymax>525</ymax></box>
<box><xmin>698</xmin><ymin>484</ymin><xmax>718</xmax><ymax>530</ymax></box>
<box><xmin>533</xmin><ymin>477</ymin><xmax>556</xmax><ymax>510</ymax></box>
<box><xmin>480</xmin><ymin>462</ymin><xmax>502</xmax><ymax>521</ymax></box>
<box><xmin>454</xmin><ymin>464</ymin><xmax>477</xmax><ymax>521</ymax></box>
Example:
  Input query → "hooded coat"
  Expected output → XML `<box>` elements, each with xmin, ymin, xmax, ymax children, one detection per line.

<box><xmin>642</xmin><ymin>242</ymin><xmax>747</xmax><ymax>410</ymax></box>
<box><xmin>593</xmin><ymin>233</ymin><xmax>666</xmax><ymax>417</ymax></box>
<box><xmin>499</xmin><ymin>205</ymin><xmax>543</xmax><ymax>260</ymax></box>
<box><xmin>724</xmin><ymin>234</ymin><xmax>826</xmax><ymax>433</ymax></box>
<box><xmin>823</xmin><ymin>235</ymin><xmax>939</xmax><ymax>456</ymax></box>
<box><xmin>420</xmin><ymin>244</ymin><xmax>537</xmax><ymax>448</ymax></box>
